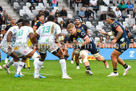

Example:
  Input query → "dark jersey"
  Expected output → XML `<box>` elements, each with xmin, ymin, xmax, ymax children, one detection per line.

<box><xmin>69</xmin><ymin>29</ymin><xmax>99</xmax><ymax>54</ymax></box>
<box><xmin>34</xmin><ymin>20</ymin><xmax>45</xmax><ymax>29</ymax></box>
<box><xmin>111</xmin><ymin>21</ymin><xmax>129</xmax><ymax>44</ymax></box>
<box><xmin>111</xmin><ymin>21</ymin><xmax>130</xmax><ymax>53</ymax></box>
<box><xmin>5</xmin><ymin>24</ymin><xmax>12</xmax><ymax>32</ymax></box>
<box><xmin>75</xmin><ymin>23</ymin><xmax>88</xmax><ymax>32</ymax></box>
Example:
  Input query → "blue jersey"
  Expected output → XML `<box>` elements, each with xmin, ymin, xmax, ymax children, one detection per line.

<box><xmin>75</xmin><ymin>23</ymin><xmax>88</xmax><ymax>32</ymax></box>
<box><xmin>69</xmin><ymin>29</ymin><xmax>99</xmax><ymax>54</ymax></box>
<box><xmin>34</xmin><ymin>20</ymin><xmax>45</xmax><ymax>29</ymax></box>
<box><xmin>111</xmin><ymin>21</ymin><xmax>129</xmax><ymax>44</ymax></box>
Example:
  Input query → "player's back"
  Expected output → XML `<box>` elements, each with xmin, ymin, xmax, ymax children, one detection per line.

<box><xmin>16</xmin><ymin>26</ymin><xmax>33</xmax><ymax>45</ymax></box>
<box><xmin>1</xmin><ymin>26</ymin><xmax>19</xmax><ymax>44</ymax></box>
<box><xmin>36</xmin><ymin>21</ymin><xmax>60</xmax><ymax>44</ymax></box>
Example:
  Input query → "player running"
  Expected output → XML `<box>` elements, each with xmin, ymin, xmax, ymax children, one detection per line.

<box><xmin>67</xmin><ymin>23</ymin><xmax>109</xmax><ymax>75</ymax></box>
<box><xmin>100</xmin><ymin>12</ymin><xmax>131</xmax><ymax>77</ymax></box>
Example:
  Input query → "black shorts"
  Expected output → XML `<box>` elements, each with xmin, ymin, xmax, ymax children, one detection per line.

<box><xmin>115</xmin><ymin>42</ymin><xmax>129</xmax><ymax>53</ymax></box>
<box><xmin>81</xmin><ymin>40</ymin><xmax>99</xmax><ymax>54</ymax></box>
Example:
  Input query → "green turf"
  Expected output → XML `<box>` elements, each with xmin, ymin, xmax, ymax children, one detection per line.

<box><xmin>0</xmin><ymin>60</ymin><xmax>136</xmax><ymax>91</ymax></box>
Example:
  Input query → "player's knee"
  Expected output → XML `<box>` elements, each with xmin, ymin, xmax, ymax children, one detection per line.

<box><xmin>96</xmin><ymin>56</ymin><xmax>102</xmax><ymax>61</ymax></box>
<box><xmin>32</xmin><ymin>52</ymin><xmax>39</xmax><ymax>60</ymax></box>
<box><xmin>80</xmin><ymin>50</ymin><xmax>88</xmax><ymax>63</ymax></box>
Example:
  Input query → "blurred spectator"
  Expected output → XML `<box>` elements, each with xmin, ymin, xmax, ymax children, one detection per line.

<box><xmin>36</xmin><ymin>10</ymin><xmax>43</xmax><ymax>19</ymax></box>
<box><xmin>75</xmin><ymin>0</ymin><xmax>82</xmax><ymax>6</ymax></box>
<box><xmin>78</xmin><ymin>7</ymin><xmax>85</xmax><ymax>19</ymax></box>
<box><xmin>109</xmin><ymin>8</ymin><xmax>115</xmax><ymax>14</ymax></box>
<box><xmin>35</xmin><ymin>0</ymin><xmax>43</xmax><ymax>5</ymax></box>
<box><xmin>89</xmin><ymin>0</ymin><xmax>98</xmax><ymax>9</ymax></box>
<box><xmin>97</xmin><ymin>0</ymin><xmax>107</xmax><ymax>7</ymax></box>
<box><xmin>70</xmin><ymin>0</ymin><xmax>75</xmax><ymax>9</ymax></box>
<box><xmin>6</xmin><ymin>15</ymin><xmax>12</xmax><ymax>24</ymax></box>
<box><xmin>124</xmin><ymin>26</ymin><xmax>134</xmax><ymax>42</ymax></box>
<box><xmin>44</xmin><ymin>8</ymin><xmax>49</xmax><ymax>18</ymax></box>
<box><xmin>2</xmin><ymin>10</ymin><xmax>8</xmax><ymax>24</ymax></box>
<box><xmin>85</xmin><ymin>6</ymin><xmax>94</xmax><ymax>19</ymax></box>
<box><xmin>128</xmin><ymin>14</ymin><xmax>135</xmax><ymax>27</ymax></box>
<box><xmin>29</xmin><ymin>4</ymin><xmax>35</xmax><ymax>11</ymax></box>
<box><xmin>65</xmin><ymin>19</ymin><xmax>73</xmax><ymax>28</ymax></box>
<box><xmin>31</xmin><ymin>17</ymin><xmax>37</xmax><ymax>27</ymax></box>
<box><xmin>122</xmin><ymin>8</ymin><xmax>128</xmax><ymax>20</ymax></box>
<box><xmin>127</xmin><ymin>1</ymin><xmax>133</xmax><ymax>14</ymax></box>
<box><xmin>60</xmin><ymin>6</ymin><xmax>67</xmax><ymax>18</ymax></box>
<box><xmin>28</xmin><ymin>0</ymin><xmax>35</xmax><ymax>3</ymax></box>
<box><xmin>115</xmin><ymin>7</ymin><xmax>122</xmax><ymax>18</ymax></box>
<box><xmin>82</xmin><ymin>0</ymin><xmax>89</xmax><ymax>7</ymax></box>
<box><xmin>99</xmin><ymin>36</ymin><xmax>105</xmax><ymax>43</ymax></box>
<box><xmin>55</xmin><ymin>9</ymin><xmax>60</xmax><ymax>18</ymax></box>
<box><xmin>0</xmin><ymin>6</ymin><xmax>3</xmax><ymax>12</ymax></box>
<box><xmin>50</xmin><ymin>11</ymin><xmax>54</xmax><ymax>15</ymax></box>
<box><xmin>105</xmin><ymin>35</ymin><xmax>111</xmax><ymax>43</ymax></box>
<box><xmin>51</xmin><ymin>0</ymin><xmax>58</xmax><ymax>8</ymax></box>
<box><xmin>99</xmin><ymin>11</ymin><xmax>106</xmax><ymax>21</ymax></box>
<box><xmin>133</xmin><ymin>8</ymin><xmax>136</xmax><ymax>19</ymax></box>
<box><xmin>118</xmin><ymin>0</ymin><xmax>127</xmax><ymax>11</ymax></box>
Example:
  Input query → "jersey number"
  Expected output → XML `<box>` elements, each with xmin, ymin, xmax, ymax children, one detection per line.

<box><xmin>42</xmin><ymin>26</ymin><xmax>51</xmax><ymax>33</ymax></box>
<box><xmin>17</xmin><ymin>29</ymin><xmax>24</xmax><ymax>37</ymax></box>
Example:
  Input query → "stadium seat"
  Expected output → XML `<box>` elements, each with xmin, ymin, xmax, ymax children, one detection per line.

<box><xmin>32</xmin><ymin>10</ymin><xmax>39</xmax><ymax>15</ymax></box>
<box><xmin>38</xmin><ymin>3</ymin><xmax>46</xmax><ymax>11</ymax></box>
<box><xmin>67</xmin><ymin>14</ymin><xmax>73</xmax><ymax>19</ymax></box>
<box><xmin>13</xmin><ymin>2</ymin><xmax>20</xmax><ymax>10</ymax></box>
<box><xmin>19</xmin><ymin>9</ymin><xmax>25</xmax><ymax>16</ymax></box>
<box><xmin>26</xmin><ymin>2</ymin><xmax>31</xmax><ymax>8</ymax></box>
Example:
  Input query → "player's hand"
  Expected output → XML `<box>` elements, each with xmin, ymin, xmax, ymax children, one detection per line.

<box><xmin>99</xmin><ymin>30</ymin><xmax>105</xmax><ymax>35</ymax></box>
<box><xmin>111</xmin><ymin>39</ymin><xmax>117</xmax><ymax>44</ymax></box>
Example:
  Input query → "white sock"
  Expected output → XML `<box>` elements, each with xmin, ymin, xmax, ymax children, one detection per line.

<box><xmin>14</xmin><ymin>62</ymin><xmax>19</xmax><ymax>71</ymax></box>
<box><xmin>5</xmin><ymin>57</ymin><xmax>9</xmax><ymax>64</ymax></box>
<box><xmin>7</xmin><ymin>58</ymin><xmax>14</xmax><ymax>67</ymax></box>
<box><xmin>16</xmin><ymin>61</ymin><xmax>25</xmax><ymax>75</ymax></box>
<box><xmin>59</xmin><ymin>59</ymin><xmax>67</xmax><ymax>77</ymax></box>
<box><xmin>34</xmin><ymin>58</ymin><xmax>43</xmax><ymax>77</ymax></box>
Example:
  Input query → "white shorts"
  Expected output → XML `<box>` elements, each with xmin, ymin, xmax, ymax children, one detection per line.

<box><xmin>14</xmin><ymin>46</ymin><xmax>33</xmax><ymax>57</ymax></box>
<box><xmin>38</xmin><ymin>43</ymin><xmax>59</xmax><ymax>53</ymax></box>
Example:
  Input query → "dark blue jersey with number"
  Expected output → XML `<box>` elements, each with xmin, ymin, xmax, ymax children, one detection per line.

<box><xmin>111</xmin><ymin>21</ymin><xmax>129</xmax><ymax>44</ymax></box>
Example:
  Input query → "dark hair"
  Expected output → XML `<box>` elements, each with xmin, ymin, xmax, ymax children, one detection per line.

<box><xmin>16</xmin><ymin>19</ymin><xmax>24</xmax><ymax>24</ymax></box>
<box><xmin>107</xmin><ymin>12</ymin><xmax>116</xmax><ymax>19</ymax></box>
<box><xmin>39</xmin><ymin>13</ymin><xmax>45</xmax><ymax>17</ymax></box>
<box><xmin>22</xmin><ymin>20</ymin><xmax>30</xmax><ymax>26</ymax></box>
<box><xmin>47</xmin><ymin>15</ymin><xmax>55</xmax><ymax>21</ymax></box>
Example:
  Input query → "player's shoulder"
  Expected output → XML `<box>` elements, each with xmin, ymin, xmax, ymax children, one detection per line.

<box><xmin>112</xmin><ymin>21</ymin><xmax>120</xmax><ymax>28</ymax></box>
<box><xmin>77</xmin><ymin>29</ymin><xmax>82</xmax><ymax>33</ymax></box>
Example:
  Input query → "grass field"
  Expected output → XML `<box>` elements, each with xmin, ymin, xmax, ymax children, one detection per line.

<box><xmin>0</xmin><ymin>60</ymin><xmax>136</xmax><ymax>91</ymax></box>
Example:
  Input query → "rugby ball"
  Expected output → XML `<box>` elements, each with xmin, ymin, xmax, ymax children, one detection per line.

<box><xmin>77</xmin><ymin>38</ymin><xmax>84</xmax><ymax>43</ymax></box>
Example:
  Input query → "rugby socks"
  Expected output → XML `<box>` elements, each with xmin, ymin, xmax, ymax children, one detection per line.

<box><xmin>76</xmin><ymin>63</ymin><xmax>79</xmax><ymax>66</ymax></box>
<box><xmin>86</xmin><ymin>66</ymin><xmax>91</xmax><ymax>70</ymax></box>
<box><xmin>59</xmin><ymin>59</ymin><xmax>67</xmax><ymax>76</ymax></box>
<box><xmin>16</xmin><ymin>62</ymin><xmax>25</xmax><ymax>75</ymax></box>
<box><xmin>14</xmin><ymin>62</ymin><xmax>19</xmax><ymax>71</ymax></box>
<box><xmin>113</xmin><ymin>68</ymin><xmax>117</xmax><ymax>74</ymax></box>
<box><xmin>103</xmin><ymin>60</ymin><xmax>106</xmax><ymax>63</ymax></box>
<box><xmin>123</xmin><ymin>63</ymin><xmax>128</xmax><ymax>69</ymax></box>
<box><xmin>34</xmin><ymin>58</ymin><xmax>43</xmax><ymax>77</ymax></box>
<box><xmin>7</xmin><ymin>58</ymin><xmax>14</xmax><ymax>68</ymax></box>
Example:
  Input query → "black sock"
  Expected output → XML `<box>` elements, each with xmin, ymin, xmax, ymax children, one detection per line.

<box><xmin>123</xmin><ymin>63</ymin><xmax>128</xmax><ymax>69</ymax></box>
<box><xmin>86</xmin><ymin>66</ymin><xmax>91</xmax><ymax>70</ymax></box>
<box><xmin>103</xmin><ymin>60</ymin><xmax>106</xmax><ymax>63</ymax></box>
<box><xmin>76</xmin><ymin>63</ymin><xmax>79</xmax><ymax>66</ymax></box>
<box><xmin>6</xmin><ymin>64</ymin><xmax>9</xmax><ymax>68</ymax></box>
<box><xmin>113</xmin><ymin>68</ymin><xmax>117</xmax><ymax>73</ymax></box>
<box><xmin>71</xmin><ymin>58</ymin><xmax>73</xmax><ymax>60</ymax></box>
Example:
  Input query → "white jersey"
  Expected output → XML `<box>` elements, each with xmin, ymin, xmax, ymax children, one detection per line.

<box><xmin>1</xmin><ymin>26</ymin><xmax>19</xmax><ymax>47</ymax></box>
<box><xmin>36</xmin><ymin>21</ymin><xmax>61</xmax><ymax>44</ymax></box>
<box><xmin>15</xmin><ymin>26</ymin><xmax>33</xmax><ymax>47</ymax></box>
